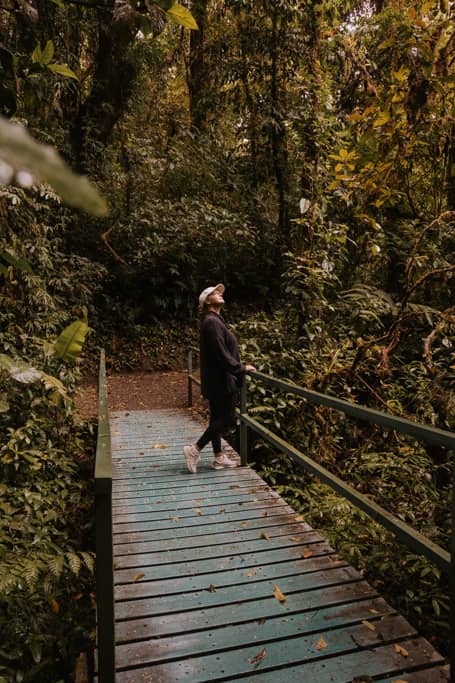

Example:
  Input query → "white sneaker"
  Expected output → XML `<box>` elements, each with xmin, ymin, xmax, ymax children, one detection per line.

<box><xmin>213</xmin><ymin>453</ymin><xmax>239</xmax><ymax>469</ymax></box>
<box><xmin>184</xmin><ymin>445</ymin><xmax>200</xmax><ymax>474</ymax></box>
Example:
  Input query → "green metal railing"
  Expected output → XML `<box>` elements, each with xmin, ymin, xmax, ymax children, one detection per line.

<box><xmin>94</xmin><ymin>350</ymin><xmax>115</xmax><ymax>682</ymax></box>
<box><xmin>187</xmin><ymin>348</ymin><xmax>454</xmax><ymax>677</ymax></box>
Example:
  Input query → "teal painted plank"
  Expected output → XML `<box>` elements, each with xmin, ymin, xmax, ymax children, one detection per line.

<box><xmin>115</xmin><ymin>566</ymin><xmax>360</xmax><ymax>620</ymax></box>
<box><xmin>113</xmin><ymin>511</ymin><xmax>307</xmax><ymax>543</ymax></box>
<box><xmin>115</xmin><ymin>598</ymin><xmax>396</xmax><ymax>668</ymax></box>
<box><xmin>115</xmin><ymin>553</ymin><xmax>346</xmax><ymax>601</ymax></box>
<box><xmin>112</xmin><ymin>490</ymin><xmax>285</xmax><ymax>512</ymax></box>
<box><xmin>114</xmin><ymin>617</ymin><xmax>418</xmax><ymax>681</ymax></box>
<box><xmin>114</xmin><ymin>580</ymin><xmax>379</xmax><ymax>643</ymax></box>
<box><xmin>113</xmin><ymin>523</ymin><xmax>315</xmax><ymax>556</ymax></box>
<box><xmin>113</xmin><ymin>529</ymin><xmax>325</xmax><ymax>569</ymax></box>
<box><xmin>112</xmin><ymin>481</ymin><xmax>273</xmax><ymax>504</ymax></box>
<box><xmin>114</xmin><ymin>541</ymin><xmax>333</xmax><ymax>584</ymax></box>
<box><xmin>112</xmin><ymin>503</ymin><xmax>292</xmax><ymax>532</ymax></box>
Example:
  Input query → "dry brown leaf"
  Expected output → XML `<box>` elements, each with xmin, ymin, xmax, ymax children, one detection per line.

<box><xmin>160</xmin><ymin>444</ymin><xmax>167</xmax><ymax>449</ymax></box>
<box><xmin>289</xmin><ymin>536</ymin><xmax>302</xmax><ymax>542</ymax></box>
<box><xmin>394</xmin><ymin>643</ymin><xmax>409</xmax><ymax>657</ymax></box>
<box><xmin>133</xmin><ymin>572</ymin><xmax>145</xmax><ymax>583</ymax></box>
<box><xmin>315</xmin><ymin>636</ymin><xmax>327</xmax><ymax>650</ymax></box>
<box><xmin>247</xmin><ymin>570</ymin><xmax>256</xmax><ymax>577</ymax></box>
<box><xmin>273</xmin><ymin>585</ymin><xmax>287</xmax><ymax>602</ymax></box>
<box><xmin>260</xmin><ymin>532</ymin><xmax>270</xmax><ymax>541</ymax></box>
<box><xmin>369</xmin><ymin>608</ymin><xmax>379</xmax><ymax>614</ymax></box>
<box><xmin>195</xmin><ymin>498</ymin><xmax>202</xmax><ymax>504</ymax></box>
<box><xmin>172</xmin><ymin>516</ymin><xmax>179</xmax><ymax>522</ymax></box>
<box><xmin>390</xmin><ymin>680</ymin><xmax>408</xmax><ymax>683</ymax></box>
<box><xmin>152</xmin><ymin>444</ymin><xmax>159</xmax><ymax>449</ymax></box>
<box><xmin>294</xmin><ymin>514</ymin><xmax>304</xmax><ymax>521</ymax></box>
<box><xmin>241</xmin><ymin>521</ymin><xmax>248</xmax><ymax>527</ymax></box>
<box><xmin>303</xmin><ymin>550</ymin><xmax>314</xmax><ymax>558</ymax></box>
<box><xmin>50</xmin><ymin>598</ymin><xmax>59</xmax><ymax>614</ymax></box>
<box><xmin>194</xmin><ymin>508</ymin><xmax>202</xmax><ymax>515</ymax></box>
<box><xmin>361</xmin><ymin>620</ymin><xmax>376</xmax><ymax>631</ymax></box>
<box><xmin>250</xmin><ymin>647</ymin><xmax>267</xmax><ymax>669</ymax></box>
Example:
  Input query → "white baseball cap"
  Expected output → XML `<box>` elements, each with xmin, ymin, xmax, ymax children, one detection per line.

<box><xmin>199</xmin><ymin>283</ymin><xmax>225</xmax><ymax>308</ymax></box>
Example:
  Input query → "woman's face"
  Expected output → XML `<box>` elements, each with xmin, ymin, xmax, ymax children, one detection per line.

<box><xmin>207</xmin><ymin>289</ymin><xmax>225</xmax><ymax>307</ymax></box>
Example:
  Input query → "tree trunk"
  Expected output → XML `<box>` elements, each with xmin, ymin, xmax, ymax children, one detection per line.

<box><xmin>71</xmin><ymin>3</ymin><xmax>138</xmax><ymax>173</ymax></box>
<box><xmin>187</xmin><ymin>0</ymin><xmax>209</xmax><ymax>131</ymax></box>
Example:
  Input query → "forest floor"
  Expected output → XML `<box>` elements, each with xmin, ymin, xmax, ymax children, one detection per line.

<box><xmin>75</xmin><ymin>370</ymin><xmax>206</xmax><ymax>421</ymax></box>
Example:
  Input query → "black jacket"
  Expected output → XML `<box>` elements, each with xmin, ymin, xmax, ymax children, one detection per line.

<box><xmin>200</xmin><ymin>311</ymin><xmax>245</xmax><ymax>399</ymax></box>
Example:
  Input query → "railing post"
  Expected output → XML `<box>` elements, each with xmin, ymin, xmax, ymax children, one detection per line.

<box><xmin>95</xmin><ymin>350</ymin><xmax>115</xmax><ymax>682</ymax></box>
<box><xmin>187</xmin><ymin>349</ymin><xmax>193</xmax><ymax>407</ymax></box>
<box><xmin>450</xmin><ymin>452</ymin><xmax>455</xmax><ymax>683</ymax></box>
<box><xmin>240</xmin><ymin>375</ymin><xmax>248</xmax><ymax>466</ymax></box>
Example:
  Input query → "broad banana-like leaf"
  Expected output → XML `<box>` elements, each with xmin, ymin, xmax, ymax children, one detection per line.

<box><xmin>167</xmin><ymin>2</ymin><xmax>198</xmax><ymax>29</ymax></box>
<box><xmin>0</xmin><ymin>116</ymin><xmax>108</xmax><ymax>216</ymax></box>
<box><xmin>54</xmin><ymin>320</ymin><xmax>89</xmax><ymax>362</ymax></box>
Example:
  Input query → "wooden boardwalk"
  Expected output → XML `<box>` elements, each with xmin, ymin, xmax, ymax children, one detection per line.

<box><xmin>110</xmin><ymin>408</ymin><xmax>449</xmax><ymax>682</ymax></box>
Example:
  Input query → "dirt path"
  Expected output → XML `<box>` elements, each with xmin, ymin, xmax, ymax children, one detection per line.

<box><xmin>75</xmin><ymin>370</ymin><xmax>205</xmax><ymax>420</ymax></box>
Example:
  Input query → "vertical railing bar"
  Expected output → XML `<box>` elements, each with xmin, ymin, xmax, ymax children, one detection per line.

<box><xmin>450</xmin><ymin>453</ymin><xmax>454</xmax><ymax>683</ymax></box>
<box><xmin>240</xmin><ymin>376</ymin><xmax>248</xmax><ymax>466</ymax></box>
<box><xmin>188</xmin><ymin>349</ymin><xmax>193</xmax><ymax>407</ymax></box>
<box><xmin>94</xmin><ymin>349</ymin><xmax>115</xmax><ymax>682</ymax></box>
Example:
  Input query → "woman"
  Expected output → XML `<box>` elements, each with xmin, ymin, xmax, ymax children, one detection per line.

<box><xmin>184</xmin><ymin>283</ymin><xmax>256</xmax><ymax>473</ymax></box>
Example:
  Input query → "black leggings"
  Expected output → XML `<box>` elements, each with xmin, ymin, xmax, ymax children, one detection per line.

<box><xmin>196</xmin><ymin>393</ymin><xmax>236</xmax><ymax>454</ymax></box>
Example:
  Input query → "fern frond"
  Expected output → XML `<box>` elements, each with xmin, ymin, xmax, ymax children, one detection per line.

<box><xmin>47</xmin><ymin>554</ymin><xmax>65</xmax><ymax>579</ymax></box>
<box><xmin>66</xmin><ymin>552</ymin><xmax>81</xmax><ymax>576</ymax></box>
<box><xmin>80</xmin><ymin>551</ymin><xmax>95</xmax><ymax>573</ymax></box>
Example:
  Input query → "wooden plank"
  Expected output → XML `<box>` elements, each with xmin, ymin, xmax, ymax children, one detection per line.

<box><xmin>113</xmin><ymin>529</ymin><xmax>326</xmax><ymax>569</ymax></box>
<box><xmin>115</xmin><ymin>627</ymin><xmax>439</xmax><ymax>682</ymax></box>
<box><xmin>114</xmin><ymin>541</ymin><xmax>334</xmax><ymax>584</ymax></box>
<box><xmin>113</xmin><ymin>522</ymin><xmax>316</xmax><ymax>556</ymax></box>
<box><xmin>112</xmin><ymin>510</ymin><xmax>307</xmax><ymax>543</ymax></box>
<box><xmin>115</xmin><ymin>599</ymin><xmax>398</xmax><ymax>668</ymax></box>
<box><xmin>114</xmin><ymin>581</ymin><xmax>380</xmax><ymax>643</ymax></box>
<box><xmin>115</xmin><ymin>566</ymin><xmax>362</xmax><ymax>620</ymax></box>
<box><xmin>114</xmin><ymin>553</ymin><xmax>347</xmax><ymax>601</ymax></box>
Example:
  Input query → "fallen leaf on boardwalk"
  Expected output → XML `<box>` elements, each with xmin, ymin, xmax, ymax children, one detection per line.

<box><xmin>289</xmin><ymin>536</ymin><xmax>303</xmax><ymax>542</ymax></box>
<box><xmin>369</xmin><ymin>608</ymin><xmax>379</xmax><ymax>614</ymax></box>
<box><xmin>206</xmin><ymin>584</ymin><xmax>217</xmax><ymax>592</ymax></box>
<box><xmin>219</xmin><ymin>507</ymin><xmax>225</xmax><ymax>513</ymax></box>
<box><xmin>249</xmin><ymin>488</ymin><xmax>258</xmax><ymax>493</ymax></box>
<box><xmin>155</xmin><ymin>500</ymin><xmax>162</xmax><ymax>504</ymax></box>
<box><xmin>172</xmin><ymin>516</ymin><xmax>179</xmax><ymax>522</ymax></box>
<box><xmin>361</xmin><ymin>620</ymin><xmax>376</xmax><ymax>631</ymax></box>
<box><xmin>229</xmin><ymin>484</ymin><xmax>240</xmax><ymax>489</ymax></box>
<box><xmin>50</xmin><ymin>599</ymin><xmax>59</xmax><ymax>614</ymax></box>
<box><xmin>139</xmin><ymin>452</ymin><xmax>144</xmax><ymax>455</ymax></box>
<box><xmin>247</xmin><ymin>570</ymin><xmax>256</xmax><ymax>577</ymax></box>
<box><xmin>262</xmin><ymin>511</ymin><xmax>268</xmax><ymax>517</ymax></box>
<box><xmin>260</xmin><ymin>532</ymin><xmax>270</xmax><ymax>541</ymax></box>
<box><xmin>273</xmin><ymin>585</ymin><xmax>287</xmax><ymax>602</ymax></box>
<box><xmin>113</xmin><ymin>431</ymin><xmax>120</xmax><ymax>435</ymax></box>
<box><xmin>315</xmin><ymin>636</ymin><xmax>328</xmax><ymax>650</ymax></box>
<box><xmin>194</xmin><ymin>508</ymin><xmax>202</xmax><ymax>515</ymax></box>
<box><xmin>195</xmin><ymin>498</ymin><xmax>202</xmax><ymax>504</ymax></box>
<box><xmin>394</xmin><ymin>643</ymin><xmax>409</xmax><ymax>657</ymax></box>
<box><xmin>294</xmin><ymin>514</ymin><xmax>304</xmax><ymax>521</ymax></box>
<box><xmin>241</xmin><ymin>521</ymin><xmax>248</xmax><ymax>527</ymax></box>
<box><xmin>390</xmin><ymin>680</ymin><xmax>408</xmax><ymax>683</ymax></box>
<box><xmin>249</xmin><ymin>647</ymin><xmax>267</xmax><ymax>669</ymax></box>
<box><xmin>160</xmin><ymin>444</ymin><xmax>167</xmax><ymax>449</ymax></box>
<box><xmin>303</xmin><ymin>550</ymin><xmax>314</xmax><ymax>558</ymax></box>
<box><xmin>133</xmin><ymin>573</ymin><xmax>144</xmax><ymax>582</ymax></box>
<box><xmin>152</xmin><ymin>444</ymin><xmax>159</xmax><ymax>449</ymax></box>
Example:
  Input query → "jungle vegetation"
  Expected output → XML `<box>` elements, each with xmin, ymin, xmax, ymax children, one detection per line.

<box><xmin>0</xmin><ymin>0</ymin><xmax>454</xmax><ymax>680</ymax></box>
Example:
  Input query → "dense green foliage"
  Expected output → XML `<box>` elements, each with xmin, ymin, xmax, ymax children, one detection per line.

<box><xmin>1</xmin><ymin>0</ymin><xmax>454</xmax><ymax>678</ymax></box>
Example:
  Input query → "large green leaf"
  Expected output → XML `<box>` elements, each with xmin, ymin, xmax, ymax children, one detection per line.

<box><xmin>0</xmin><ymin>116</ymin><xmax>108</xmax><ymax>215</ymax></box>
<box><xmin>167</xmin><ymin>2</ymin><xmax>198</xmax><ymax>30</ymax></box>
<box><xmin>48</xmin><ymin>63</ymin><xmax>78</xmax><ymax>80</ymax></box>
<box><xmin>54</xmin><ymin>320</ymin><xmax>89</xmax><ymax>362</ymax></box>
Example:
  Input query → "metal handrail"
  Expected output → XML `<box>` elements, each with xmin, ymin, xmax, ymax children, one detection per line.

<box><xmin>94</xmin><ymin>349</ymin><xmax>115</xmax><ymax>682</ymax></box>
<box><xmin>187</xmin><ymin>349</ymin><xmax>454</xmax><ymax>674</ymax></box>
